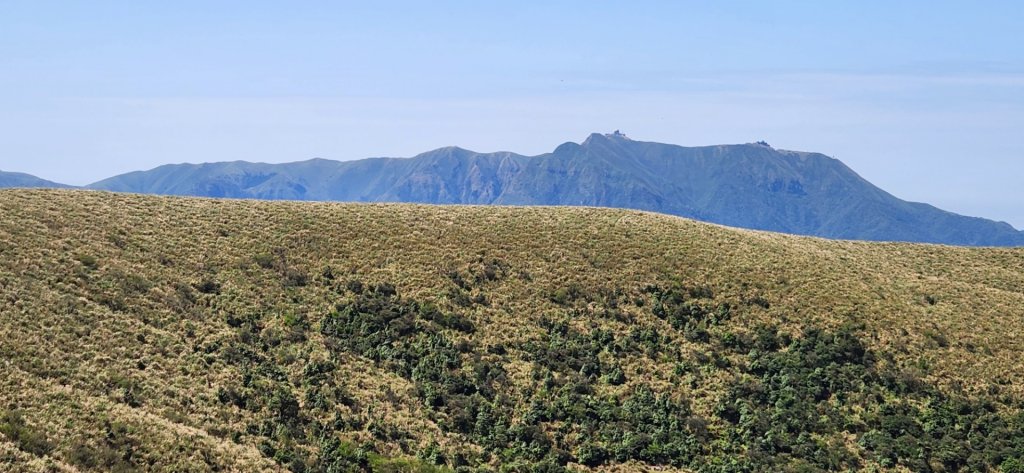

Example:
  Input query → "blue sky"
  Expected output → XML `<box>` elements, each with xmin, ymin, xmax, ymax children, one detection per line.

<box><xmin>2</xmin><ymin>1</ymin><xmax>1022</xmax><ymax>228</ymax></box>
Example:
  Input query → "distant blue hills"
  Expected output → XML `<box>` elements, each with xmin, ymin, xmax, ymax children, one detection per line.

<box><xmin>5</xmin><ymin>132</ymin><xmax>1022</xmax><ymax>246</ymax></box>
<box><xmin>0</xmin><ymin>170</ymin><xmax>73</xmax><ymax>189</ymax></box>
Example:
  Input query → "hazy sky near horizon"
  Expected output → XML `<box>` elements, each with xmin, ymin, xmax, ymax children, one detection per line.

<box><xmin>2</xmin><ymin>1</ymin><xmax>1023</xmax><ymax>228</ymax></box>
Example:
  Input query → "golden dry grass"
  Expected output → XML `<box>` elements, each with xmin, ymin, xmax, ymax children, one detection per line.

<box><xmin>0</xmin><ymin>189</ymin><xmax>1022</xmax><ymax>472</ymax></box>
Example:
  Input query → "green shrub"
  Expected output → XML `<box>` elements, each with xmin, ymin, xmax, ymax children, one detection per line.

<box><xmin>194</xmin><ymin>278</ymin><xmax>221</xmax><ymax>294</ymax></box>
<box><xmin>603</xmin><ymin>365</ymin><xmax>626</xmax><ymax>385</ymax></box>
<box><xmin>75</xmin><ymin>253</ymin><xmax>99</xmax><ymax>270</ymax></box>
<box><xmin>1002</xmin><ymin>458</ymin><xmax>1024</xmax><ymax>473</ymax></box>
<box><xmin>64</xmin><ymin>420</ymin><xmax>139</xmax><ymax>472</ymax></box>
<box><xmin>0</xmin><ymin>410</ymin><xmax>53</xmax><ymax>457</ymax></box>
<box><xmin>576</xmin><ymin>442</ymin><xmax>609</xmax><ymax>467</ymax></box>
<box><xmin>283</xmin><ymin>267</ymin><xmax>309</xmax><ymax>287</ymax></box>
<box><xmin>254</xmin><ymin>253</ymin><xmax>276</xmax><ymax>269</ymax></box>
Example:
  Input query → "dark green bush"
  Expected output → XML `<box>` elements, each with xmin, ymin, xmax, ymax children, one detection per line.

<box><xmin>1002</xmin><ymin>458</ymin><xmax>1024</xmax><ymax>473</ymax></box>
<box><xmin>0</xmin><ymin>410</ymin><xmax>53</xmax><ymax>457</ymax></box>
<box><xmin>194</xmin><ymin>278</ymin><xmax>221</xmax><ymax>294</ymax></box>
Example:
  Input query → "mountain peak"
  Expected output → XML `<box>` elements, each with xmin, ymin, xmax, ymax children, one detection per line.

<box><xmin>553</xmin><ymin>141</ymin><xmax>582</xmax><ymax>156</ymax></box>
<box><xmin>606</xmin><ymin>129</ymin><xmax>631</xmax><ymax>140</ymax></box>
<box><xmin>413</xmin><ymin>145</ymin><xmax>475</xmax><ymax>159</ymax></box>
<box><xmin>438</xmin><ymin>145</ymin><xmax>475</xmax><ymax>155</ymax></box>
<box><xmin>581</xmin><ymin>130</ymin><xmax>633</xmax><ymax>148</ymax></box>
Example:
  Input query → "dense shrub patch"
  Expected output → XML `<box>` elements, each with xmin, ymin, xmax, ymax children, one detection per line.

<box><xmin>195</xmin><ymin>278</ymin><xmax>1024</xmax><ymax>472</ymax></box>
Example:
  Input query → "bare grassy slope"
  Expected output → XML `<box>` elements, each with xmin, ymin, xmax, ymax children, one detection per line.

<box><xmin>1</xmin><ymin>189</ymin><xmax>1022</xmax><ymax>472</ymax></box>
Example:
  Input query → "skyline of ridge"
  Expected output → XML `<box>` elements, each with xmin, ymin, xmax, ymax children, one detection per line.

<box><xmin>70</xmin><ymin>132</ymin><xmax>1024</xmax><ymax>246</ymax></box>
<box><xmin>7</xmin><ymin>127</ymin><xmax>1023</xmax><ymax>231</ymax></box>
<box><xmin>4</xmin><ymin>131</ymin><xmax>1019</xmax><ymax>236</ymax></box>
<box><xmin>2</xmin><ymin>2</ymin><xmax>1023</xmax><ymax>229</ymax></box>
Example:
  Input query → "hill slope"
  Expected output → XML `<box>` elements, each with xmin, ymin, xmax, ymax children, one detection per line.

<box><xmin>0</xmin><ymin>170</ymin><xmax>72</xmax><ymax>189</ymax></box>
<box><xmin>1</xmin><ymin>189</ymin><xmax>1023</xmax><ymax>472</ymax></box>
<box><xmin>88</xmin><ymin>132</ymin><xmax>1024</xmax><ymax>246</ymax></box>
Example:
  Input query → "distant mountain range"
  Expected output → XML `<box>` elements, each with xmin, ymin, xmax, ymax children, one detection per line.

<box><xmin>4</xmin><ymin>132</ymin><xmax>1023</xmax><ymax>246</ymax></box>
<box><xmin>0</xmin><ymin>170</ymin><xmax>72</xmax><ymax>189</ymax></box>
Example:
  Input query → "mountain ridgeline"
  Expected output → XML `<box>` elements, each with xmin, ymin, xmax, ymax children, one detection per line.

<box><xmin>4</xmin><ymin>134</ymin><xmax>1020</xmax><ymax>246</ymax></box>
<box><xmin>85</xmin><ymin>133</ymin><xmax>1023</xmax><ymax>246</ymax></box>
<box><xmin>0</xmin><ymin>170</ymin><xmax>71</xmax><ymax>189</ymax></box>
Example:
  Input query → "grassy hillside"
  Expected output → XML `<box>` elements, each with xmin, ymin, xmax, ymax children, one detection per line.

<box><xmin>1</xmin><ymin>189</ymin><xmax>1022</xmax><ymax>473</ymax></box>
